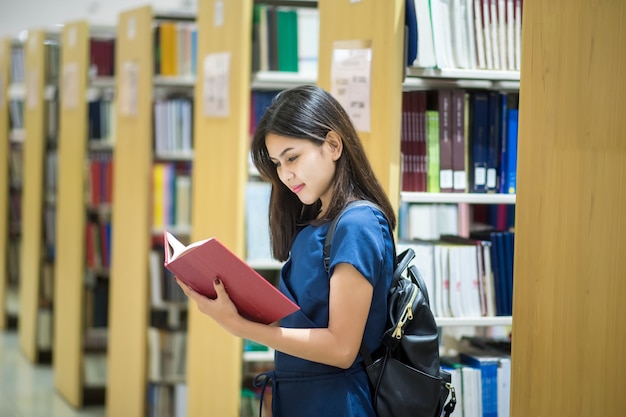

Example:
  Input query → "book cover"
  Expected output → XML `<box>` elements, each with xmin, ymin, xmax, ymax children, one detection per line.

<box><xmin>163</xmin><ymin>231</ymin><xmax>300</xmax><ymax>324</ymax></box>
<box><xmin>470</xmin><ymin>91</ymin><xmax>489</xmax><ymax>192</ymax></box>
<box><xmin>426</xmin><ymin>109</ymin><xmax>440</xmax><ymax>192</ymax></box>
<box><xmin>451</xmin><ymin>89</ymin><xmax>467</xmax><ymax>192</ymax></box>
<box><xmin>460</xmin><ymin>352</ymin><xmax>500</xmax><ymax>417</ymax></box>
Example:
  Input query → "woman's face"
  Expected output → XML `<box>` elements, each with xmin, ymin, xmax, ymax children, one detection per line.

<box><xmin>265</xmin><ymin>133</ymin><xmax>342</xmax><ymax>214</ymax></box>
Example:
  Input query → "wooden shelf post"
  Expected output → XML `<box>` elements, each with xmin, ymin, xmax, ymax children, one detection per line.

<box><xmin>106</xmin><ymin>6</ymin><xmax>153</xmax><ymax>416</ymax></box>
<box><xmin>18</xmin><ymin>29</ymin><xmax>47</xmax><ymax>364</ymax></box>
<box><xmin>0</xmin><ymin>38</ymin><xmax>10</xmax><ymax>330</ymax></box>
<box><xmin>185</xmin><ymin>0</ymin><xmax>252</xmax><ymax>414</ymax></box>
<box><xmin>54</xmin><ymin>19</ymin><xmax>89</xmax><ymax>407</ymax></box>
<box><xmin>316</xmin><ymin>0</ymin><xmax>405</xmax><ymax>211</ymax></box>
<box><xmin>512</xmin><ymin>1</ymin><xmax>626</xmax><ymax>415</ymax></box>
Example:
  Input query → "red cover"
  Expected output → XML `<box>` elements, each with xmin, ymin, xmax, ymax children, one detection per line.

<box><xmin>163</xmin><ymin>232</ymin><xmax>299</xmax><ymax>324</ymax></box>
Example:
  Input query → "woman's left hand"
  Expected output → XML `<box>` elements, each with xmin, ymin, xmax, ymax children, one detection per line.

<box><xmin>175</xmin><ymin>277</ymin><xmax>242</xmax><ymax>335</ymax></box>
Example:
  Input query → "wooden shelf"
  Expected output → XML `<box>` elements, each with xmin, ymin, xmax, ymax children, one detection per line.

<box><xmin>247</xmin><ymin>259</ymin><xmax>284</xmax><ymax>270</ymax></box>
<box><xmin>8</xmin><ymin>83</ymin><xmax>26</xmax><ymax>99</ymax></box>
<box><xmin>251</xmin><ymin>70</ymin><xmax>316</xmax><ymax>90</ymax></box>
<box><xmin>404</xmin><ymin>67</ymin><xmax>520</xmax><ymax>91</ymax></box>
<box><xmin>154</xmin><ymin>75</ymin><xmax>196</xmax><ymax>88</ymax></box>
<box><xmin>435</xmin><ymin>316</ymin><xmax>512</xmax><ymax>327</ymax></box>
<box><xmin>401</xmin><ymin>192</ymin><xmax>516</xmax><ymax>205</ymax></box>
<box><xmin>243</xmin><ymin>349</ymin><xmax>275</xmax><ymax>362</ymax></box>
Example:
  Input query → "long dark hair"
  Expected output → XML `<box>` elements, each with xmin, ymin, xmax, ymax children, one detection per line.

<box><xmin>251</xmin><ymin>85</ymin><xmax>396</xmax><ymax>261</ymax></box>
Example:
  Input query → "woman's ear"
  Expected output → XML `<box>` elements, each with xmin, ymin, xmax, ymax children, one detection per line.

<box><xmin>325</xmin><ymin>131</ymin><xmax>343</xmax><ymax>161</ymax></box>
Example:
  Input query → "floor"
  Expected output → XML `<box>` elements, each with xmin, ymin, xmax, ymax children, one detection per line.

<box><xmin>0</xmin><ymin>330</ymin><xmax>106</xmax><ymax>417</ymax></box>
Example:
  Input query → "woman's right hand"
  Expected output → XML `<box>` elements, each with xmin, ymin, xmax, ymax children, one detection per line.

<box><xmin>175</xmin><ymin>277</ymin><xmax>244</xmax><ymax>336</ymax></box>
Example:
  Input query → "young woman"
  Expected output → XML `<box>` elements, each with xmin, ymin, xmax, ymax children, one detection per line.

<box><xmin>177</xmin><ymin>85</ymin><xmax>396</xmax><ymax>416</ymax></box>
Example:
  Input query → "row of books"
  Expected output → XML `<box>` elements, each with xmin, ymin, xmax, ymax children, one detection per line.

<box><xmin>88</xmin><ymin>98</ymin><xmax>115</xmax><ymax>144</ymax></box>
<box><xmin>45</xmin><ymin>150</ymin><xmax>58</xmax><ymax>204</ymax></box>
<box><xmin>252</xmin><ymin>4</ymin><xmax>319</xmax><ymax>75</ymax></box>
<box><xmin>245</xmin><ymin>181</ymin><xmax>273</xmax><ymax>262</ymax></box>
<box><xmin>84</xmin><ymin>276</ymin><xmax>109</xmax><ymax>329</ymax></box>
<box><xmin>249</xmin><ymin>89</ymin><xmax>280</xmax><ymax>137</ymax></box>
<box><xmin>147</xmin><ymin>327</ymin><xmax>187</xmax><ymax>382</ymax></box>
<box><xmin>154</xmin><ymin>21</ymin><xmax>198</xmax><ymax>78</ymax></box>
<box><xmin>151</xmin><ymin>162</ymin><xmax>192</xmax><ymax>231</ymax></box>
<box><xmin>397</xmin><ymin>231</ymin><xmax>514</xmax><ymax>318</ymax></box>
<box><xmin>442</xmin><ymin>350</ymin><xmax>511</xmax><ymax>417</ymax></box>
<box><xmin>154</xmin><ymin>97</ymin><xmax>193</xmax><ymax>156</ymax></box>
<box><xmin>89</xmin><ymin>38</ymin><xmax>115</xmax><ymax>77</ymax></box>
<box><xmin>44</xmin><ymin>205</ymin><xmax>56</xmax><ymax>261</ymax></box>
<box><xmin>149</xmin><ymin>247</ymin><xmax>187</xmax><ymax>306</ymax></box>
<box><xmin>399</xmin><ymin>202</ymin><xmax>460</xmax><ymax>241</ymax></box>
<box><xmin>147</xmin><ymin>382</ymin><xmax>187</xmax><ymax>417</ymax></box>
<box><xmin>37</xmin><ymin>308</ymin><xmax>53</xmax><ymax>351</ymax></box>
<box><xmin>87</xmin><ymin>152</ymin><xmax>113</xmax><ymax>207</ymax></box>
<box><xmin>8</xmin><ymin>99</ymin><xmax>23</xmax><ymax>129</ymax></box>
<box><xmin>407</xmin><ymin>0</ymin><xmax>522</xmax><ymax>71</ymax></box>
<box><xmin>85</xmin><ymin>218</ymin><xmax>112</xmax><ymax>271</ymax></box>
<box><xmin>8</xmin><ymin>145</ymin><xmax>22</xmax><ymax>188</ymax></box>
<box><xmin>401</xmin><ymin>89</ymin><xmax>519</xmax><ymax>194</ymax></box>
<box><xmin>44</xmin><ymin>42</ymin><xmax>61</xmax><ymax>84</ymax></box>
<box><xmin>10</xmin><ymin>44</ymin><xmax>25</xmax><ymax>83</ymax></box>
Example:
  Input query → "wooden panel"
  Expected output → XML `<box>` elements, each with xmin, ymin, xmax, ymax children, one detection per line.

<box><xmin>54</xmin><ymin>20</ymin><xmax>89</xmax><ymax>407</ymax></box>
<box><xmin>0</xmin><ymin>38</ymin><xmax>10</xmax><ymax>330</ymax></box>
<box><xmin>316</xmin><ymin>0</ymin><xmax>404</xmax><ymax>209</ymax></box>
<box><xmin>106</xmin><ymin>6</ymin><xmax>153</xmax><ymax>417</ymax></box>
<box><xmin>511</xmin><ymin>1</ymin><xmax>626</xmax><ymax>415</ymax></box>
<box><xmin>18</xmin><ymin>29</ymin><xmax>46</xmax><ymax>363</ymax></box>
<box><xmin>186</xmin><ymin>0</ymin><xmax>251</xmax><ymax>415</ymax></box>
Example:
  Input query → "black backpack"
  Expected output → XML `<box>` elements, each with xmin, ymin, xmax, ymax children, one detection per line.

<box><xmin>324</xmin><ymin>200</ymin><xmax>456</xmax><ymax>417</ymax></box>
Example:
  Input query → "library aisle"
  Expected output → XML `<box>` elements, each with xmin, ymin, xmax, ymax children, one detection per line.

<box><xmin>0</xmin><ymin>331</ymin><xmax>105</xmax><ymax>417</ymax></box>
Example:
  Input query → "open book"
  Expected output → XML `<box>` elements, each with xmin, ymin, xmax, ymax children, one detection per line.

<box><xmin>163</xmin><ymin>231</ymin><xmax>299</xmax><ymax>324</ymax></box>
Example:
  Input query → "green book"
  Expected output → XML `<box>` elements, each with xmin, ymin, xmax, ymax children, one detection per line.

<box><xmin>426</xmin><ymin>110</ymin><xmax>440</xmax><ymax>193</ymax></box>
<box><xmin>276</xmin><ymin>8</ymin><xmax>299</xmax><ymax>72</ymax></box>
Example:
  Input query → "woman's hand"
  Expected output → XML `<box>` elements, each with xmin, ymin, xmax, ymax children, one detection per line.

<box><xmin>175</xmin><ymin>277</ymin><xmax>243</xmax><ymax>336</ymax></box>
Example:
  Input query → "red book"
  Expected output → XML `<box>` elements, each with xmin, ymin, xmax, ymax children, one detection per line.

<box><xmin>163</xmin><ymin>231</ymin><xmax>299</xmax><ymax>324</ymax></box>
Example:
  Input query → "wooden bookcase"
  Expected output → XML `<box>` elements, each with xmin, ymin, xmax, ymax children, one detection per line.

<box><xmin>0</xmin><ymin>38</ymin><xmax>11</xmax><ymax>331</ymax></box>
<box><xmin>18</xmin><ymin>29</ymin><xmax>59</xmax><ymax>364</ymax></box>
<box><xmin>54</xmin><ymin>20</ymin><xmax>115</xmax><ymax>408</ymax></box>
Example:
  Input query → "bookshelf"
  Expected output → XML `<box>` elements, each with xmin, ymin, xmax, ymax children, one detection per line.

<box><xmin>0</xmin><ymin>38</ymin><xmax>11</xmax><ymax>331</ymax></box>
<box><xmin>54</xmin><ymin>20</ymin><xmax>116</xmax><ymax>408</ymax></box>
<box><xmin>107</xmin><ymin>5</ymin><xmax>196</xmax><ymax>416</ymax></box>
<box><xmin>18</xmin><ymin>29</ymin><xmax>59</xmax><ymax>364</ymax></box>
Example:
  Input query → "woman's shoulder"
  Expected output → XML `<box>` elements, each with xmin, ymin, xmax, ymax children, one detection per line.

<box><xmin>334</xmin><ymin>201</ymin><xmax>390</xmax><ymax>231</ymax></box>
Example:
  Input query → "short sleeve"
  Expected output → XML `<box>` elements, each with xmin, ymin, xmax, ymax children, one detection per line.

<box><xmin>327</xmin><ymin>205</ymin><xmax>390</xmax><ymax>287</ymax></box>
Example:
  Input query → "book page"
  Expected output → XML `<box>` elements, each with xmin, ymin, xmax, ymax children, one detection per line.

<box><xmin>165</xmin><ymin>231</ymin><xmax>212</xmax><ymax>261</ymax></box>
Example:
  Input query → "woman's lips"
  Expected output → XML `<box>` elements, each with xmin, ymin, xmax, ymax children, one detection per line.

<box><xmin>291</xmin><ymin>184</ymin><xmax>304</xmax><ymax>193</ymax></box>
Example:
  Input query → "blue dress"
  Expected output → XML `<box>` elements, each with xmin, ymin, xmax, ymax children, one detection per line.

<box><xmin>256</xmin><ymin>204</ymin><xmax>394</xmax><ymax>417</ymax></box>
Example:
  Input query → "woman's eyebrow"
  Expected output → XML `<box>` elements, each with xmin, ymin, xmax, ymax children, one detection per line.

<box><xmin>269</xmin><ymin>147</ymin><xmax>295</xmax><ymax>160</ymax></box>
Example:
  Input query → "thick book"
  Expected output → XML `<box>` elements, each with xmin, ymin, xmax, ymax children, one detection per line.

<box><xmin>163</xmin><ymin>231</ymin><xmax>299</xmax><ymax>324</ymax></box>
